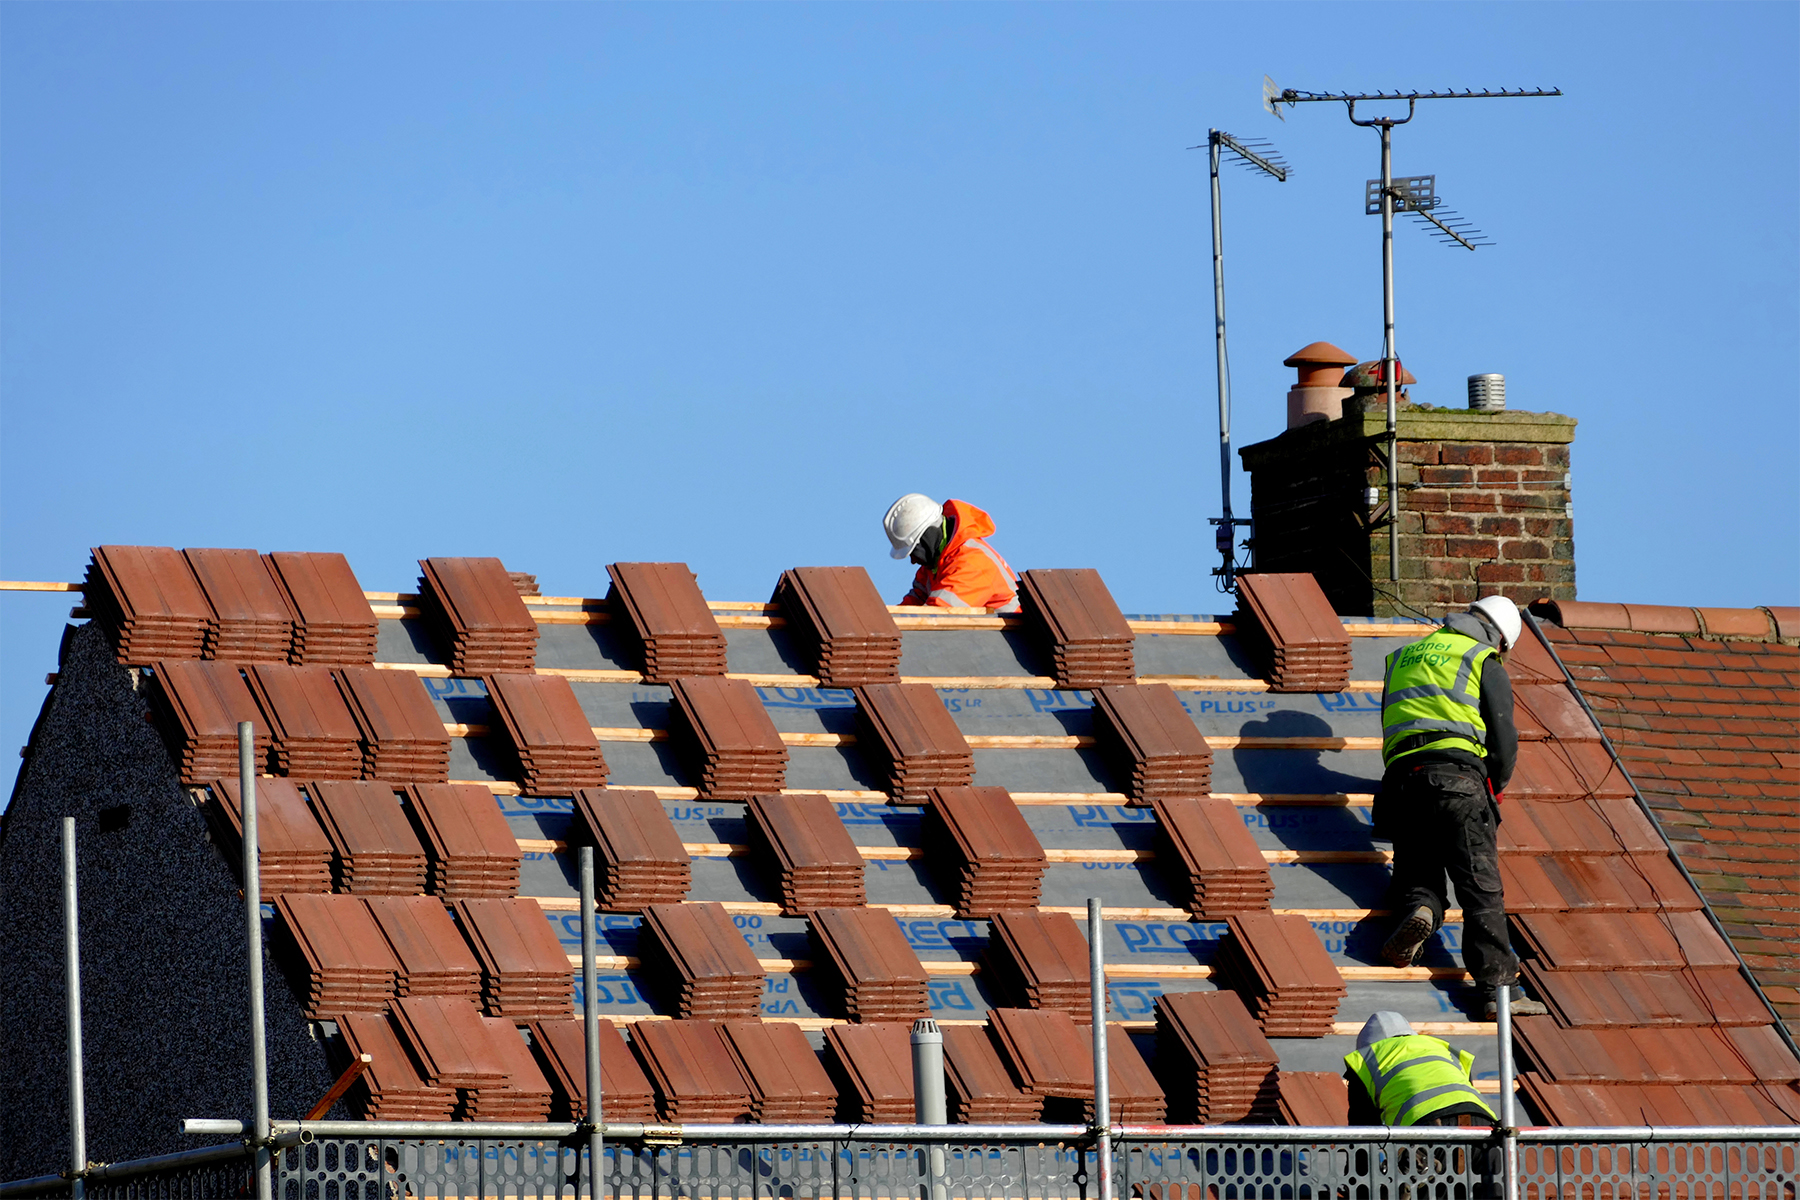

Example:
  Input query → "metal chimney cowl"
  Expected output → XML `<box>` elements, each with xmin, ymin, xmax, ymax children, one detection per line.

<box><xmin>1283</xmin><ymin>341</ymin><xmax>1358</xmax><ymax>428</ymax></box>
<box><xmin>1468</xmin><ymin>373</ymin><xmax>1506</xmax><ymax>411</ymax></box>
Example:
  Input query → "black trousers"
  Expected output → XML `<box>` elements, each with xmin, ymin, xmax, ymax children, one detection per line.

<box><xmin>1386</xmin><ymin>760</ymin><xmax>1517</xmax><ymax>990</ymax></box>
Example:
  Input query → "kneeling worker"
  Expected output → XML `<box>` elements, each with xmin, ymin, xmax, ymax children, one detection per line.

<box><xmin>1345</xmin><ymin>1011</ymin><xmax>1494</xmax><ymax>1126</ymax></box>
<box><xmin>1346</xmin><ymin>1012</ymin><xmax>1502</xmax><ymax>1197</ymax></box>
<box><xmin>882</xmin><ymin>494</ymin><xmax>1019</xmax><ymax>613</ymax></box>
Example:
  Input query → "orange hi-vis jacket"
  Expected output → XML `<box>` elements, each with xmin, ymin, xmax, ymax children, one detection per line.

<box><xmin>900</xmin><ymin>499</ymin><xmax>1020</xmax><ymax>613</ymax></box>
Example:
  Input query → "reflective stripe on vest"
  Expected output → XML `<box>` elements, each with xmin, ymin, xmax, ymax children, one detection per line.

<box><xmin>1344</xmin><ymin>1035</ymin><xmax>1493</xmax><ymax>1126</ymax></box>
<box><xmin>1382</xmin><ymin>628</ymin><xmax>1495</xmax><ymax>766</ymax></box>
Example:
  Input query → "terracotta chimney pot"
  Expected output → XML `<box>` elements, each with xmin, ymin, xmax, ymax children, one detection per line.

<box><xmin>1283</xmin><ymin>342</ymin><xmax>1360</xmax><ymax>389</ymax></box>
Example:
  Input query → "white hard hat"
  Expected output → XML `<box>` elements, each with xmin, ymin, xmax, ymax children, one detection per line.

<box><xmin>1356</xmin><ymin>1011</ymin><xmax>1413</xmax><ymax>1049</ymax></box>
<box><xmin>883</xmin><ymin>494</ymin><xmax>942</xmax><ymax>560</ymax></box>
<box><xmin>1469</xmin><ymin>595</ymin><xmax>1523</xmax><ymax>651</ymax></box>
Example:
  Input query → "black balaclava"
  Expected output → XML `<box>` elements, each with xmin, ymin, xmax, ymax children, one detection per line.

<box><xmin>910</xmin><ymin>517</ymin><xmax>949</xmax><ymax>568</ymax></box>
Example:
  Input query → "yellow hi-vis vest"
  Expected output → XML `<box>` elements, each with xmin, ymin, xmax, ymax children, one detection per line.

<box><xmin>1382</xmin><ymin>627</ymin><xmax>1497</xmax><ymax>767</ymax></box>
<box><xmin>1345</xmin><ymin>1034</ymin><xmax>1495</xmax><ymax>1126</ymax></box>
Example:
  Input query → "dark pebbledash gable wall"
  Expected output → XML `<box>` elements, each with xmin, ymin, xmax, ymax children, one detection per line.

<box><xmin>0</xmin><ymin>622</ymin><xmax>336</xmax><ymax>1182</ymax></box>
<box><xmin>1239</xmin><ymin>406</ymin><xmax>1577</xmax><ymax>617</ymax></box>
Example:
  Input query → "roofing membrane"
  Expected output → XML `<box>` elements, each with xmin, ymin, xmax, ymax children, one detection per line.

<box><xmin>17</xmin><ymin>546</ymin><xmax>1800</xmax><ymax>1131</ymax></box>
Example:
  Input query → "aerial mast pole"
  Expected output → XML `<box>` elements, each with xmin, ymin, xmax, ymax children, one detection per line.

<box><xmin>1202</xmin><ymin>128</ymin><xmax>1288</xmax><ymax>591</ymax></box>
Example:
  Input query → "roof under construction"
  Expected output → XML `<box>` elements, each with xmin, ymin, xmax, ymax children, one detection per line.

<box><xmin>0</xmin><ymin>547</ymin><xmax>1795</xmax><ymax>1178</ymax></box>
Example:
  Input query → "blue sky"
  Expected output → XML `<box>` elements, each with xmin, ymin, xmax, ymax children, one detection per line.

<box><xmin>3</xmin><ymin>2</ymin><xmax>1795</xmax><ymax>803</ymax></box>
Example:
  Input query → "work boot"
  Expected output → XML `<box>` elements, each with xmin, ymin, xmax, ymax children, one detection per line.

<box><xmin>1480</xmin><ymin>985</ymin><xmax>1548</xmax><ymax>1020</ymax></box>
<box><xmin>1381</xmin><ymin>905</ymin><xmax>1436</xmax><ymax>968</ymax></box>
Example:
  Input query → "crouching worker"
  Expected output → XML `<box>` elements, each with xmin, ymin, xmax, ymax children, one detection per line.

<box><xmin>881</xmin><ymin>493</ymin><xmax>1019</xmax><ymax>613</ymax></box>
<box><xmin>1346</xmin><ymin>1012</ymin><xmax>1502</xmax><ymax>1196</ymax></box>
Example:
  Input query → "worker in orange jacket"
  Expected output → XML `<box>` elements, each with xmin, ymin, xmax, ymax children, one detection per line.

<box><xmin>882</xmin><ymin>494</ymin><xmax>1019</xmax><ymax>612</ymax></box>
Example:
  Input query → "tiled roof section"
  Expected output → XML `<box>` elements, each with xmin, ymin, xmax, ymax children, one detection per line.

<box><xmin>1017</xmin><ymin>568</ymin><xmax>1136</xmax><ymax>688</ymax></box>
<box><xmin>1529</xmin><ymin>604</ymin><xmax>1800</xmax><ymax>1037</ymax></box>
<box><xmin>416</xmin><ymin>557</ymin><xmax>539</xmax><ymax>674</ymax></box>
<box><xmin>773</xmin><ymin>567</ymin><xmax>902</xmax><ymax>687</ymax></box>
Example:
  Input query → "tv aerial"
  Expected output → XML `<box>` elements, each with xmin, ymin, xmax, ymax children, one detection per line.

<box><xmin>1196</xmin><ymin>129</ymin><xmax>1289</xmax><ymax>592</ymax></box>
<box><xmin>1263</xmin><ymin>81</ymin><xmax>1560</xmax><ymax>585</ymax></box>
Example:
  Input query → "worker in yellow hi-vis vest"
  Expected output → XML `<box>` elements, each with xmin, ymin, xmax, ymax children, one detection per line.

<box><xmin>1378</xmin><ymin>595</ymin><xmax>1546</xmax><ymax>1020</ymax></box>
<box><xmin>1344</xmin><ymin>1012</ymin><xmax>1503</xmax><ymax>1196</ymax></box>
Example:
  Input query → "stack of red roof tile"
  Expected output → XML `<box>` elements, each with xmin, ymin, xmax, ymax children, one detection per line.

<box><xmin>923</xmin><ymin>786</ymin><xmax>1046</xmax><ymax>918</ymax></box>
<box><xmin>1018</xmin><ymin>569</ymin><xmax>1137</xmax><ymax>688</ymax></box>
<box><xmin>274</xmin><ymin>893</ymin><xmax>400</xmax><ymax>1018</ymax></box>
<box><xmin>1510</xmin><ymin>910</ymin><xmax>1737</xmax><ymax>972</ymax></box>
<box><xmin>528</xmin><ymin>1018</ymin><xmax>658</xmax><ymax>1122</ymax></box>
<box><xmin>606</xmin><ymin>562</ymin><xmax>729</xmax><ymax>682</ymax></box>
<box><xmin>1232</xmin><ymin>574</ymin><xmax>1351</xmax><ymax>693</ymax></box>
<box><xmin>1276</xmin><ymin>1071</ymin><xmax>1350</xmax><ymax>1126</ymax></box>
<box><xmin>465</xmin><ymin>1017</ymin><xmax>555</xmax><ymax>1121</ymax></box>
<box><xmin>336</xmin><ymin>1011</ymin><xmax>456</xmax><ymax>1120</ymax></box>
<box><xmin>824</xmin><ymin>1022</ymin><xmax>915</xmax><ymax>1122</ymax></box>
<box><xmin>363</xmin><ymin>895</ymin><xmax>482</xmax><ymax>1000</ymax></box>
<box><xmin>630</xmin><ymin>1020</ymin><xmax>753</xmax><ymax>1122</ymax></box>
<box><xmin>1090</xmin><ymin>685</ymin><xmax>1212</xmax><ymax>804</ymax></box>
<box><xmin>310</xmin><ymin>780</ymin><xmax>428</xmax><ymax>895</ymax></box>
<box><xmin>1149</xmin><ymin>797</ymin><xmax>1272</xmax><ymax>918</ymax></box>
<box><xmin>404</xmin><ymin>783</ymin><xmax>522</xmax><ymax>899</ymax></box>
<box><xmin>509</xmin><ymin>572</ymin><xmax>539</xmax><ymax>597</ymax></box>
<box><xmin>244</xmin><ymin>664</ymin><xmax>363</xmax><ymax>779</ymax></box>
<box><xmin>336</xmin><ymin>667</ymin><xmax>451</xmax><ymax>782</ymax></box>
<box><xmin>85</xmin><ymin>546</ymin><xmax>213</xmax><ymax>664</ymax></box>
<box><xmin>485</xmin><ymin>672</ymin><xmax>608</xmax><ymax>796</ymax></box>
<box><xmin>265</xmin><ymin>551</ymin><xmax>379</xmax><ymax>666</ymax></box>
<box><xmin>637</xmin><ymin>902</ymin><xmax>767</xmax><ymax>1019</ymax></box>
<box><xmin>810</xmin><ymin>906</ymin><xmax>931</xmax><ymax>1022</ymax></box>
<box><xmin>718</xmin><ymin>1018</ymin><xmax>839</xmax><ymax>1121</ymax></box>
<box><xmin>943</xmin><ymin>1024</ymin><xmax>1043</xmax><ymax>1122</ymax></box>
<box><xmin>774</xmin><ymin>567</ymin><xmax>903</xmax><ymax>687</ymax></box>
<box><xmin>388</xmin><ymin>996</ymin><xmax>510</xmax><ymax>1111</ymax></box>
<box><xmin>1215</xmin><ymin>913</ymin><xmax>1345</xmax><ymax>1037</ymax></box>
<box><xmin>148</xmin><ymin>660</ymin><xmax>268</xmax><ymax>784</ymax></box>
<box><xmin>1153</xmin><ymin>990</ymin><xmax>1280</xmax><ymax>1123</ymax></box>
<box><xmin>184</xmin><ymin>547</ymin><xmax>293</xmax><ymax>662</ymax></box>
<box><xmin>206</xmin><ymin>777</ymin><xmax>333</xmax><ymax>894</ymax></box>
<box><xmin>1518</xmin><ymin>966</ymin><xmax>1769</xmax><ymax>1030</ymax></box>
<box><xmin>452</xmin><ymin>898</ymin><xmax>575</xmax><ymax>1019</ymax></box>
<box><xmin>417</xmin><ymin>557</ymin><xmax>540</xmax><ymax>674</ymax></box>
<box><xmin>983</xmin><ymin>1010</ymin><xmax>1165</xmax><ymax>1124</ymax></box>
<box><xmin>667</xmin><ymin>677</ymin><xmax>788</xmax><ymax>800</ymax></box>
<box><xmin>987</xmin><ymin>1008</ymin><xmax>1092</xmax><ymax>1110</ymax></box>
<box><xmin>746</xmin><ymin>794</ymin><xmax>866</xmax><ymax>914</ymax></box>
<box><xmin>982</xmin><ymin>910</ymin><xmax>1091</xmax><ymax>1021</ymax></box>
<box><xmin>854</xmin><ymin>684</ymin><xmax>974</xmax><ymax>804</ymax></box>
<box><xmin>572</xmin><ymin>787</ymin><xmax>691</xmax><ymax>910</ymax></box>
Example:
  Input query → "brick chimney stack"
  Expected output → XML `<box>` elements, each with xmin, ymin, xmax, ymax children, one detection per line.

<box><xmin>1239</xmin><ymin>349</ymin><xmax>1575</xmax><ymax>618</ymax></box>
